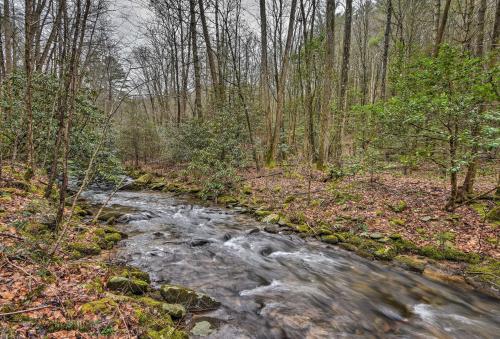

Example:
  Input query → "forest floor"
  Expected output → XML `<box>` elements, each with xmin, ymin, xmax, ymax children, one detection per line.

<box><xmin>0</xmin><ymin>165</ymin><xmax>190</xmax><ymax>338</ymax></box>
<box><xmin>135</xmin><ymin>163</ymin><xmax>499</xmax><ymax>294</ymax></box>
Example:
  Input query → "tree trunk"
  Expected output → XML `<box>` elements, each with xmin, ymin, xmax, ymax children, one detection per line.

<box><xmin>317</xmin><ymin>0</ymin><xmax>336</xmax><ymax>169</ymax></box>
<box><xmin>24</xmin><ymin>0</ymin><xmax>35</xmax><ymax>177</ymax></box>
<box><xmin>260</xmin><ymin>0</ymin><xmax>272</xmax><ymax>154</ymax></box>
<box><xmin>198</xmin><ymin>0</ymin><xmax>221</xmax><ymax>106</ymax></box>
<box><xmin>433</xmin><ymin>0</ymin><xmax>451</xmax><ymax>57</ymax></box>
<box><xmin>475</xmin><ymin>0</ymin><xmax>487</xmax><ymax>56</ymax></box>
<box><xmin>381</xmin><ymin>0</ymin><xmax>392</xmax><ymax>100</ymax></box>
<box><xmin>267</xmin><ymin>0</ymin><xmax>298</xmax><ymax>164</ymax></box>
<box><xmin>493</xmin><ymin>0</ymin><xmax>500</xmax><ymax>50</ymax></box>
<box><xmin>189</xmin><ymin>0</ymin><xmax>202</xmax><ymax>119</ymax></box>
<box><xmin>332</xmin><ymin>0</ymin><xmax>353</xmax><ymax>168</ymax></box>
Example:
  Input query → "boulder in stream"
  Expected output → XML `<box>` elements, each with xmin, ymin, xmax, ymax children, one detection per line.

<box><xmin>160</xmin><ymin>284</ymin><xmax>220</xmax><ymax>310</ymax></box>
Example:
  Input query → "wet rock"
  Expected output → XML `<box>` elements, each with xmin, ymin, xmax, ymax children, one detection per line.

<box><xmin>321</xmin><ymin>235</ymin><xmax>339</xmax><ymax>244</ymax></box>
<box><xmin>153</xmin><ymin>232</ymin><xmax>165</xmax><ymax>238</ymax></box>
<box><xmin>162</xmin><ymin>303</ymin><xmax>186</xmax><ymax>319</ymax></box>
<box><xmin>97</xmin><ymin>211</ymin><xmax>124</xmax><ymax>223</ymax></box>
<box><xmin>264</xmin><ymin>224</ymin><xmax>281</xmax><ymax>234</ymax></box>
<box><xmin>223</xmin><ymin>233</ymin><xmax>232</xmax><ymax>241</ymax></box>
<box><xmin>106</xmin><ymin>276</ymin><xmax>149</xmax><ymax>295</ymax></box>
<box><xmin>190</xmin><ymin>239</ymin><xmax>213</xmax><ymax>247</ymax></box>
<box><xmin>247</xmin><ymin>228</ymin><xmax>260</xmax><ymax>235</ymax></box>
<box><xmin>262</xmin><ymin>213</ymin><xmax>280</xmax><ymax>224</ymax></box>
<box><xmin>160</xmin><ymin>284</ymin><xmax>220</xmax><ymax>310</ymax></box>
<box><xmin>394</xmin><ymin>255</ymin><xmax>426</xmax><ymax>273</ymax></box>
<box><xmin>190</xmin><ymin>321</ymin><xmax>215</xmax><ymax>337</ymax></box>
<box><xmin>423</xmin><ymin>268</ymin><xmax>467</xmax><ymax>285</ymax></box>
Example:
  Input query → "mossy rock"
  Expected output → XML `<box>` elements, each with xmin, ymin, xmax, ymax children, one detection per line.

<box><xmin>389</xmin><ymin>200</ymin><xmax>407</xmax><ymax>213</ymax></box>
<box><xmin>80</xmin><ymin>297</ymin><xmax>117</xmax><ymax>315</ymax></box>
<box><xmin>389</xmin><ymin>218</ymin><xmax>405</xmax><ymax>227</ymax></box>
<box><xmin>104</xmin><ymin>232</ymin><xmax>122</xmax><ymax>244</ymax></box>
<box><xmin>218</xmin><ymin>195</ymin><xmax>239</xmax><ymax>205</ymax></box>
<box><xmin>374</xmin><ymin>247</ymin><xmax>397</xmax><ymax>261</ymax></box>
<box><xmin>295</xmin><ymin>224</ymin><xmax>310</xmax><ymax>233</ymax></box>
<box><xmin>160</xmin><ymin>284</ymin><xmax>220</xmax><ymax>310</ymax></box>
<box><xmin>339</xmin><ymin>243</ymin><xmax>358</xmax><ymax>252</ymax></box>
<box><xmin>241</xmin><ymin>185</ymin><xmax>253</xmax><ymax>195</ymax></box>
<box><xmin>394</xmin><ymin>255</ymin><xmax>427</xmax><ymax>273</ymax></box>
<box><xmin>68</xmin><ymin>242</ymin><xmax>101</xmax><ymax>256</ymax></box>
<box><xmin>317</xmin><ymin>228</ymin><xmax>334</xmax><ymax>236</ymax></box>
<box><xmin>321</xmin><ymin>235</ymin><xmax>339</xmax><ymax>244</ymax></box>
<box><xmin>145</xmin><ymin>327</ymin><xmax>188</xmax><ymax>339</ymax></box>
<box><xmin>419</xmin><ymin>246</ymin><xmax>481</xmax><ymax>264</ymax></box>
<box><xmin>486</xmin><ymin>206</ymin><xmax>500</xmax><ymax>222</ymax></box>
<box><xmin>97</xmin><ymin>211</ymin><xmax>124</xmax><ymax>222</ymax></box>
<box><xmin>161</xmin><ymin>303</ymin><xmax>186</xmax><ymax>319</ymax></box>
<box><xmin>255</xmin><ymin>209</ymin><xmax>272</xmax><ymax>217</ymax></box>
<box><xmin>135</xmin><ymin>307</ymin><xmax>173</xmax><ymax>331</ymax></box>
<box><xmin>120</xmin><ymin>268</ymin><xmax>151</xmax><ymax>283</ymax></box>
<box><xmin>107</xmin><ymin>276</ymin><xmax>149</xmax><ymax>295</ymax></box>
<box><xmin>190</xmin><ymin>321</ymin><xmax>215</xmax><ymax>336</ymax></box>
<box><xmin>136</xmin><ymin>297</ymin><xmax>186</xmax><ymax>319</ymax></box>
<box><xmin>262</xmin><ymin>213</ymin><xmax>280</xmax><ymax>224</ymax></box>
<box><xmin>136</xmin><ymin>174</ymin><xmax>154</xmax><ymax>185</ymax></box>
<box><xmin>466</xmin><ymin>260</ymin><xmax>500</xmax><ymax>288</ymax></box>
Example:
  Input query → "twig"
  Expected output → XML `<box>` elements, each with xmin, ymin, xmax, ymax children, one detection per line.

<box><xmin>117</xmin><ymin>303</ymin><xmax>132</xmax><ymax>339</ymax></box>
<box><xmin>0</xmin><ymin>305</ymin><xmax>52</xmax><ymax>317</ymax></box>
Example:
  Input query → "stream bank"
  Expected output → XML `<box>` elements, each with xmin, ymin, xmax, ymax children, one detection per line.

<box><xmin>123</xmin><ymin>169</ymin><xmax>500</xmax><ymax>298</ymax></box>
<box><xmin>84</xmin><ymin>180</ymin><xmax>500</xmax><ymax>338</ymax></box>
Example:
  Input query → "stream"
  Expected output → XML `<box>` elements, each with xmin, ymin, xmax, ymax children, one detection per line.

<box><xmin>83</xmin><ymin>189</ymin><xmax>500</xmax><ymax>339</ymax></box>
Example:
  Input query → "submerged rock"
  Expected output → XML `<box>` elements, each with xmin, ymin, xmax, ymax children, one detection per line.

<box><xmin>160</xmin><ymin>284</ymin><xmax>220</xmax><ymax>310</ymax></box>
<box><xmin>263</xmin><ymin>225</ymin><xmax>281</xmax><ymax>234</ymax></box>
<box><xmin>190</xmin><ymin>239</ymin><xmax>213</xmax><ymax>247</ymax></box>
<box><xmin>190</xmin><ymin>321</ymin><xmax>215</xmax><ymax>337</ymax></box>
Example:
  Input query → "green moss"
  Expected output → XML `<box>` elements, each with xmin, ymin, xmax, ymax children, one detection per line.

<box><xmin>68</xmin><ymin>242</ymin><xmax>101</xmax><ymax>256</ymax></box>
<box><xmin>419</xmin><ymin>246</ymin><xmax>480</xmax><ymax>264</ymax></box>
<box><xmin>389</xmin><ymin>200</ymin><xmax>407</xmax><ymax>213</ymax></box>
<box><xmin>218</xmin><ymin>195</ymin><xmax>239</xmax><ymax>205</ymax></box>
<box><xmin>486</xmin><ymin>206</ymin><xmax>500</xmax><ymax>222</ymax></box>
<box><xmin>374</xmin><ymin>247</ymin><xmax>397</xmax><ymax>260</ymax></box>
<box><xmin>255</xmin><ymin>209</ymin><xmax>272</xmax><ymax>217</ymax></box>
<box><xmin>145</xmin><ymin>327</ymin><xmax>188</xmax><ymax>339</ymax></box>
<box><xmin>241</xmin><ymin>184</ymin><xmax>253</xmax><ymax>195</ymax></box>
<box><xmin>104</xmin><ymin>233</ymin><xmax>122</xmax><ymax>244</ymax></box>
<box><xmin>321</xmin><ymin>235</ymin><xmax>339</xmax><ymax>244</ymax></box>
<box><xmin>389</xmin><ymin>218</ymin><xmax>405</xmax><ymax>227</ymax></box>
<box><xmin>317</xmin><ymin>228</ymin><xmax>333</xmax><ymax>236</ymax></box>
<box><xmin>394</xmin><ymin>255</ymin><xmax>426</xmax><ymax>272</ymax></box>
<box><xmin>466</xmin><ymin>260</ymin><xmax>500</xmax><ymax>287</ymax></box>
<box><xmin>136</xmin><ymin>297</ymin><xmax>186</xmax><ymax>319</ymax></box>
<box><xmin>135</xmin><ymin>307</ymin><xmax>173</xmax><ymax>331</ymax></box>
<box><xmin>107</xmin><ymin>276</ymin><xmax>149</xmax><ymax>295</ymax></box>
<box><xmin>295</xmin><ymin>224</ymin><xmax>310</xmax><ymax>233</ymax></box>
<box><xmin>81</xmin><ymin>297</ymin><xmax>117</xmax><ymax>315</ymax></box>
<box><xmin>136</xmin><ymin>174</ymin><xmax>154</xmax><ymax>185</ymax></box>
<box><xmin>284</xmin><ymin>195</ymin><xmax>295</xmax><ymax>203</ymax></box>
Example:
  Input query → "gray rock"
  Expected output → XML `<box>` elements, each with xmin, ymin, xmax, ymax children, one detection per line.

<box><xmin>190</xmin><ymin>321</ymin><xmax>214</xmax><ymax>337</ymax></box>
<box><xmin>160</xmin><ymin>284</ymin><xmax>220</xmax><ymax>310</ymax></box>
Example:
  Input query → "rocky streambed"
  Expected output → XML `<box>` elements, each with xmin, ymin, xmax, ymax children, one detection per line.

<box><xmin>83</xmin><ymin>189</ymin><xmax>500</xmax><ymax>338</ymax></box>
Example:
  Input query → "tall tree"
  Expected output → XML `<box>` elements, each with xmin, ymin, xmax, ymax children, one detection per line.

<box><xmin>433</xmin><ymin>0</ymin><xmax>452</xmax><ymax>56</ymax></box>
<box><xmin>267</xmin><ymin>0</ymin><xmax>298</xmax><ymax>164</ymax></box>
<box><xmin>317</xmin><ymin>0</ymin><xmax>336</xmax><ymax>169</ymax></box>
<box><xmin>381</xmin><ymin>0</ymin><xmax>393</xmax><ymax>100</ymax></box>
<box><xmin>260</xmin><ymin>0</ymin><xmax>271</xmax><ymax>155</ymax></box>
<box><xmin>332</xmin><ymin>0</ymin><xmax>353</xmax><ymax>167</ymax></box>
<box><xmin>189</xmin><ymin>0</ymin><xmax>202</xmax><ymax>118</ymax></box>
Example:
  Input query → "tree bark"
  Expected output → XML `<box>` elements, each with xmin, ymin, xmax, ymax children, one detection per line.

<box><xmin>189</xmin><ymin>0</ymin><xmax>202</xmax><ymax>119</ymax></box>
<box><xmin>433</xmin><ymin>0</ymin><xmax>451</xmax><ymax>57</ymax></box>
<box><xmin>317</xmin><ymin>0</ymin><xmax>336</xmax><ymax>169</ymax></box>
<box><xmin>267</xmin><ymin>0</ymin><xmax>298</xmax><ymax>164</ymax></box>
<box><xmin>475</xmin><ymin>0</ymin><xmax>487</xmax><ymax>57</ymax></box>
<box><xmin>381</xmin><ymin>0</ymin><xmax>392</xmax><ymax>101</ymax></box>
<box><xmin>332</xmin><ymin>0</ymin><xmax>353</xmax><ymax>168</ymax></box>
<box><xmin>260</xmin><ymin>0</ymin><xmax>271</xmax><ymax>154</ymax></box>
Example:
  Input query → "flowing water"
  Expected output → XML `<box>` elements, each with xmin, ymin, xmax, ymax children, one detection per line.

<box><xmin>83</xmin><ymin>190</ymin><xmax>500</xmax><ymax>339</ymax></box>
